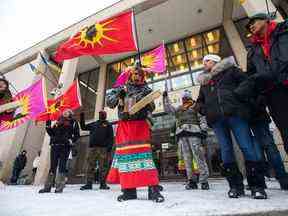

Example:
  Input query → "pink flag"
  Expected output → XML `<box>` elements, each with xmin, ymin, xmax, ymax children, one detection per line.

<box><xmin>112</xmin><ymin>68</ymin><xmax>132</xmax><ymax>88</ymax></box>
<box><xmin>141</xmin><ymin>43</ymin><xmax>166</xmax><ymax>73</ymax></box>
<box><xmin>113</xmin><ymin>44</ymin><xmax>167</xmax><ymax>88</ymax></box>
<box><xmin>0</xmin><ymin>79</ymin><xmax>47</xmax><ymax>132</ymax></box>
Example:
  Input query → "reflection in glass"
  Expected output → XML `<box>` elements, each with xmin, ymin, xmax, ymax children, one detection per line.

<box><xmin>171</xmin><ymin>74</ymin><xmax>192</xmax><ymax>90</ymax></box>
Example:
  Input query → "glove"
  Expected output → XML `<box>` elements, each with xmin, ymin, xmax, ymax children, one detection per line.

<box><xmin>119</xmin><ymin>88</ymin><xmax>127</xmax><ymax>99</ymax></box>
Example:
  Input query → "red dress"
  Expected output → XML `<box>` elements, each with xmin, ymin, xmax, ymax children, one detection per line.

<box><xmin>106</xmin><ymin>120</ymin><xmax>159</xmax><ymax>189</ymax></box>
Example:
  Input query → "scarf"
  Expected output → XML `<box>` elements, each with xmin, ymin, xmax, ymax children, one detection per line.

<box><xmin>250</xmin><ymin>21</ymin><xmax>278</xmax><ymax>60</ymax></box>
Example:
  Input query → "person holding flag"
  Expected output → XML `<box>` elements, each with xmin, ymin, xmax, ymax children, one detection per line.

<box><xmin>106</xmin><ymin>61</ymin><xmax>164</xmax><ymax>203</ymax></box>
<box><xmin>39</xmin><ymin>109</ymin><xmax>80</xmax><ymax>194</ymax></box>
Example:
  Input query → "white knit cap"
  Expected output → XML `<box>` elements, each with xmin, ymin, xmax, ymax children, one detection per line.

<box><xmin>181</xmin><ymin>90</ymin><xmax>192</xmax><ymax>99</ymax></box>
<box><xmin>203</xmin><ymin>54</ymin><xmax>221</xmax><ymax>63</ymax></box>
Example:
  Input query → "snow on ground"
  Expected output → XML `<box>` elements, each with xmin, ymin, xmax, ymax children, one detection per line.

<box><xmin>0</xmin><ymin>179</ymin><xmax>288</xmax><ymax>216</ymax></box>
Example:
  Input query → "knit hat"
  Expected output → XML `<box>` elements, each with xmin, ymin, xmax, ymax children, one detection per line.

<box><xmin>181</xmin><ymin>90</ymin><xmax>192</xmax><ymax>99</ymax></box>
<box><xmin>246</xmin><ymin>13</ymin><xmax>272</xmax><ymax>30</ymax></box>
<box><xmin>203</xmin><ymin>54</ymin><xmax>221</xmax><ymax>63</ymax></box>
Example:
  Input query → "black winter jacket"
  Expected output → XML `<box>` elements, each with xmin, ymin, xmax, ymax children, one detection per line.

<box><xmin>13</xmin><ymin>154</ymin><xmax>27</xmax><ymax>170</ymax></box>
<box><xmin>80</xmin><ymin>113</ymin><xmax>114</xmax><ymax>150</ymax></box>
<box><xmin>243</xmin><ymin>20</ymin><xmax>288</xmax><ymax>94</ymax></box>
<box><xmin>197</xmin><ymin>58</ymin><xmax>251</xmax><ymax>126</ymax></box>
<box><xmin>46</xmin><ymin>118</ymin><xmax>80</xmax><ymax>146</ymax></box>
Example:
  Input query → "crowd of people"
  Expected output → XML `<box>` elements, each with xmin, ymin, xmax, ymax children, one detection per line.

<box><xmin>3</xmin><ymin>13</ymin><xmax>288</xmax><ymax>203</ymax></box>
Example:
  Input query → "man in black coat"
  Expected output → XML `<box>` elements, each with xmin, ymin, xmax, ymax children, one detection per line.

<box><xmin>197</xmin><ymin>55</ymin><xmax>267</xmax><ymax>199</ymax></box>
<box><xmin>39</xmin><ymin>109</ymin><xmax>80</xmax><ymax>193</ymax></box>
<box><xmin>235</xmin><ymin>13</ymin><xmax>288</xmax><ymax>155</ymax></box>
<box><xmin>10</xmin><ymin>150</ymin><xmax>27</xmax><ymax>184</ymax></box>
<box><xmin>80</xmin><ymin>110</ymin><xmax>114</xmax><ymax>190</ymax></box>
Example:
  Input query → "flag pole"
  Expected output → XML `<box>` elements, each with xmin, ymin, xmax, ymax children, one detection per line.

<box><xmin>162</xmin><ymin>40</ymin><xmax>169</xmax><ymax>92</ymax></box>
<box><xmin>132</xmin><ymin>7</ymin><xmax>142</xmax><ymax>66</ymax></box>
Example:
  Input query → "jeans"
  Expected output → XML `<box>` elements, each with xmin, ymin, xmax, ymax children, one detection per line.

<box><xmin>251</xmin><ymin>122</ymin><xmax>287</xmax><ymax>179</ymax></box>
<box><xmin>10</xmin><ymin>168</ymin><xmax>22</xmax><ymax>183</ymax></box>
<box><xmin>212</xmin><ymin>116</ymin><xmax>258</xmax><ymax>164</ymax></box>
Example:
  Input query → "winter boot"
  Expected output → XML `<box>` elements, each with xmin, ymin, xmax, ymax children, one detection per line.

<box><xmin>39</xmin><ymin>173</ymin><xmax>54</xmax><ymax>193</ymax></box>
<box><xmin>201</xmin><ymin>182</ymin><xmax>210</xmax><ymax>190</ymax></box>
<box><xmin>185</xmin><ymin>179</ymin><xmax>198</xmax><ymax>190</ymax></box>
<box><xmin>99</xmin><ymin>182</ymin><xmax>110</xmax><ymax>190</ymax></box>
<box><xmin>245</xmin><ymin>161</ymin><xmax>268</xmax><ymax>200</ymax></box>
<box><xmin>148</xmin><ymin>186</ymin><xmax>165</xmax><ymax>203</ymax></box>
<box><xmin>80</xmin><ymin>181</ymin><xmax>93</xmax><ymax>190</ymax></box>
<box><xmin>117</xmin><ymin>188</ymin><xmax>137</xmax><ymax>202</ymax></box>
<box><xmin>278</xmin><ymin>176</ymin><xmax>288</xmax><ymax>190</ymax></box>
<box><xmin>55</xmin><ymin>173</ymin><xmax>66</xmax><ymax>193</ymax></box>
<box><xmin>221</xmin><ymin>163</ymin><xmax>245</xmax><ymax>198</ymax></box>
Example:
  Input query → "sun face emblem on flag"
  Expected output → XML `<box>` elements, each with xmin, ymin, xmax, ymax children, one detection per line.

<box><xmin>142</xmin><ymin>54</ymin><xmax>157</xmax><ymax>68</ymax></box>
<box><xmin>75</xmin><ymin>20</ymin><xmax>118</xmax><ymax>48</ymax></box>
<box><xmin>48</xmin><ymin>99</ymin><xmax>65</xmax><ymax>114</ymax></box>
<box><xmin>1</xmin><ymin>95</ymin><xmax>31</xmax><ymax>129</ymax></box>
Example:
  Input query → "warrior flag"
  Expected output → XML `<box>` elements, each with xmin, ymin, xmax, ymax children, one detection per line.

<box><xmin>36</xmin><ymin>80</ymin><xmax>82</xmax><ymax>121</ymax></box>
<box><xmin>54</xmin><ymin>11</ymin><xmax>137</xmax><ymax>62</ymax></box>
<box><xmin>0</xmin><ymin>79</ymin><xmax>47</xmax><ymax>132</ymax></box>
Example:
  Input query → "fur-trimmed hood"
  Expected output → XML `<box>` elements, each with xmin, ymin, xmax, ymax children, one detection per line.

<box><xmin>197</xmin><ymin>57</ymin><xmax>237</xmax><ymax>85</ymax></box>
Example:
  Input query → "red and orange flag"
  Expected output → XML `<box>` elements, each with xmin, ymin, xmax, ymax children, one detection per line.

<box><xmin>54</xmin><ymin>11</ymin><xmax>137</xmax><ymax>62</ymax></box>
<box><xmin>36</xmin><ymin>80</ymin><xmax>82</xmax><ymax>121</ymax></box>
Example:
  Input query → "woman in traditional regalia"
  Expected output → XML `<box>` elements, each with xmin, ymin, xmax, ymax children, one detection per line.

<box><xmin>106</xmin><ymin>62</ymin><xmax>164</xmax><ymax>203</ymax></box>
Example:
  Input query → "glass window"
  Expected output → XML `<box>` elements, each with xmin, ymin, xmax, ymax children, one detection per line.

<box><xmin>171</xmin><ymin>74</ymin><xmax>192</xmax><ymax>90</ymax></box>
<box><xmin>151</xmin><ymin>80</ymin><xmax>166</xmax><ymax>91</ymax></box>
<box><xmin>192</xmin><ymin>70</ymin><xmax>204</xmax><ymax>85</ymax></box>
<box><xmin>185</xmin><ymin>35</ymin><xmax>202</xmax><ymax>51</ymax></box>
<box><xmin>167</xmin><ymin>41</ymin><xmax>185</xmax><ymax>56</ymax></box>
<box><xmin>78</xmin><ymin>69</ymin><xmax>99</xmax><ymax>120</ymax></box>
<box><xmin>204</xmin><ymin>29</ymin><xmax>220</xmax><ymax>45</ymax></box>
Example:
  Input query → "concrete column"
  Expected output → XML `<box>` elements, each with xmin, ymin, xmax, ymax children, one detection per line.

<box><xmin>241</xmin><ymin>0</ymin><xmax>283</xmax><ymax>21</ymax></box>
<box><xmin>34</xmin><ymin>58</ymin><xmax>79</xmax><ymax>185</ymax></box>
<box><xmin>94</xmin><ymin>63</ymin><xmax>107</xmax><ymax>119</ymax></box>
<box><xmin>223</xmin><ymin>20</ymin><xmax>248</xmax><ymax>71</ymax></box>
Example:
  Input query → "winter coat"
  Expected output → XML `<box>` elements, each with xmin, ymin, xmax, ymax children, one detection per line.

<box><xmin>106</xmin><ymin>82</ymin><xmax>155</xmax><ymax>121</ymax></box>
<box><xmin>163</xmin><ymin>96</ymin><xmax>207</xmax><ymax>138</ymax></box>
<box><xmin>13</xmin><ymin>154</ymin><xmax>27</xmax><ymax>170</ymax></box>
<box><xmin>245</xmin><ymin>20</ymin><xmax>288</xmax><ymax>90</ymax></box>
<box><xmin>46</xmin><ymin>118</ymin><xmax>80</xmax><ymax>146</ymax></box>
<box><xmin>196</xmin><ymin>58</ymin><xmax>251</xmax><ymax>126</ymax></box>
<box><xmin>80</xmin><ymin>113</ymin><xmax>114</xmax><ymax>150</ymax></box>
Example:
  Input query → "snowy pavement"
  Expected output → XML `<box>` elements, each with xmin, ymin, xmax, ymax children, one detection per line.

<box><xmin>1</xmin><ymin>179</ymin><xmax>288</xmax><ymax>216</ymax></box>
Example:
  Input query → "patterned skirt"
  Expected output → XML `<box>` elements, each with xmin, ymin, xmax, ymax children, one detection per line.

<box><xmin>106</xmin><ymin>120</ymin><xmax>159</xmax><ymax>189</ymax></box>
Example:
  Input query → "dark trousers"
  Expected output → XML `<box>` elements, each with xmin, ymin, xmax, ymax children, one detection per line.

<box><xmin>10</xmin><ymin>168</ymin><xmax>22</xmax><ymax>183</ymax></box>
<box><xmin>251</xmin><ymin>122</ymin><xmax>287</xmax><ymax>179</ymax></box>
<box><xmin>86</xmin><ymin>147</ymin><xmax>109</xmax><ymax>183</ymax></box>
<box><xmin>266</xmin><ymin>86</ymin><xmax>288</xmax><ymax>154</ymax></box>
<box><xmin>49</xmin><ymin>145</ymin><xmax>70</xmax><ymax>174</ymax></box>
